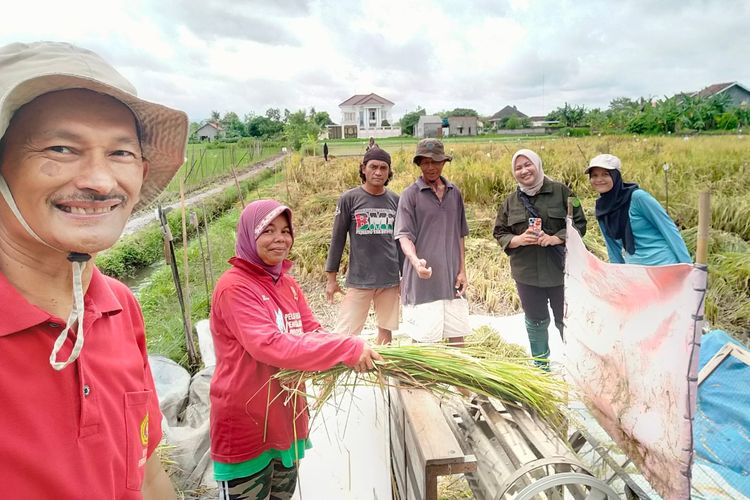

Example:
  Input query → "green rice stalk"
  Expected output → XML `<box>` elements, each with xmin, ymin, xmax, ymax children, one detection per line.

<box><xmin>274</xmin><ymin>342</ymin><xmax>566</xmax><ymax>425</ymax></box>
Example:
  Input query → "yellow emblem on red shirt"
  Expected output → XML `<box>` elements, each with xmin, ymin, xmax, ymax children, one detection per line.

<box><xmin>139</xmin><ymin>413</ymin><xmax>149</xmax><ymax>447</ymax></box>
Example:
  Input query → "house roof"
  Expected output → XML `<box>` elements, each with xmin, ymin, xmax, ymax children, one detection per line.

<box><xmin>197</xmin><ymin>122</ymin><xmax>224</xmax><ymax>132</ymax></box>
<box><xmin>692</xmin><ymin>82</ymin><xmax>737</xmax><ymax>98</ymax></box>
<box><xmin>339</xmin><ymin>93</ymin><xmax>395</xmax><ymax>107</ymax></box>
<box><xmin>490</xmin><ymin>105</ymin><xmax>528</xmax><ymax>120</ymax></box>
<box><xmin>418</xmin><ymin>115</ymin><xmax>443</xmax><ymax>124</ymax></box>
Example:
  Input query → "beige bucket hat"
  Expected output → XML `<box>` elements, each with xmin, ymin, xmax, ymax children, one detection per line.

<box><xmin>585</xmin><ymin>153</ymin><xmax>622</xmax><ymax>174</ymax></box>
<box><xmin>0</xmin><ymin>41</ymin><xmax>188</xmax><ymax>210</ymax></box>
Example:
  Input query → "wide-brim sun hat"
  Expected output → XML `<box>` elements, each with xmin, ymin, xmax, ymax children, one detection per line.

<box><xmin>413</xmin><ymin>138</ymin><xmax>453</xmax><ymax>164</ymax></box>
<box><xmin>0</xmin><ymin>41</ymin><xmax>189</xmax><ymax>210</ymax></box>
<box><xmin>585</xmin><ymin>153</ymin><xmax>621</xmax><ymax>174</ymax></box>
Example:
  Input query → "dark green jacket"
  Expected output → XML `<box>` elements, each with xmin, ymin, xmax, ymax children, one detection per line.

<box><xmin>493</xmin><ymin>178</ymin><xmax>587</xmax><ymax>287</ymax></box>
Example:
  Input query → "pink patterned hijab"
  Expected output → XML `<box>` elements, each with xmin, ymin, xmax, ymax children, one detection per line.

<box><xmin>235</xmin><ymin>199</ymin><xmax>294</xmax><ymax>280</ymax></box>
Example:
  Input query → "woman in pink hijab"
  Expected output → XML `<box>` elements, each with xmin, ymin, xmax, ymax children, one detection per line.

<box><xmin>493</xmin><ymin>149</ymin><xmax>587</xmax><ymax>370</ymax></box>
<box><xmin>209</xmin><ymin>199</ymin><xmax>381</xmax><ymax>498</ymax></box>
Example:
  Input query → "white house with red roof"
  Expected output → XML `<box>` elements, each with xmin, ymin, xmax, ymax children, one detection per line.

<box><xmin>337</xmin><ymin>93</ymin><xmax>400</xmax><ymax>138</ymax></box>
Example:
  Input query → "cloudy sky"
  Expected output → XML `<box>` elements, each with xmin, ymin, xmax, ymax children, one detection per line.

<box><xmin>3</xmin><ymin>0</ymin><xmax>748</xmax><ymax>122</ymax></box>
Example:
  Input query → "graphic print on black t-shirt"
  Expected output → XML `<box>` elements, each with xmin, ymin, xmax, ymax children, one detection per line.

<box><xmin>354</xmin><ymin>208</ymin><xmax>396</xmax><ymax>235</ymax></box>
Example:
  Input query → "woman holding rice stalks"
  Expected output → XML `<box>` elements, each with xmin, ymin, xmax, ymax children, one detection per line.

<box><xmin>493</xmin><ymin>149</ymin><xmax>587</xmax><ymax>369</ymax></box>
<box><xmin>209</xmin><ymin>199</ymin><xmax>381</xmax><ymax>500</ymax></box>
<box><xmin>586</xmin><ymin>154</ymin><xmax>691</xmax><ymax>265</ymax></box>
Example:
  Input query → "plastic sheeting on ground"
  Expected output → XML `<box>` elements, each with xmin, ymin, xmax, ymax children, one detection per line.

<box><xmin>693</xmin><ymin>330</ymin><xmax>750</xmax><ymax>498</ymax></box>
<box><xmin>149</xmin><ymin>355</ymin><xmax>215</xmax><ymax>493</ymax></box>
<box><xmin>563</xmin><ymin>218</ymin><xmax>705</xmax><ymax>500</ymax></box>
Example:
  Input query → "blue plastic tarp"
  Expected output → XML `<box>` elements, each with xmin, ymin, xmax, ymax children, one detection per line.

<box><xmin>693</xmin><ymin>330</ymin><xmax>750</xmax><ymax>497</ymax></box>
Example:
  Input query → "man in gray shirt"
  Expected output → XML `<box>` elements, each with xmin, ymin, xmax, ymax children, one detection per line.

<box><xmin>394</xmin><ymin>138</ymin><xmax>470</xmax><ymax>344</ymax></box>
<box><xmin>325</xmin><ymin>147</ymin><xmax>401</xmax><ymax>344</ymax></box>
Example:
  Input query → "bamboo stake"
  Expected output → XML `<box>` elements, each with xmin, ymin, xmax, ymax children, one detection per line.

<box><xmin>229</xmin><ymin>146</ymin><xmax>245</xmax><ymax>208</ymax></box>
<box><xmin>190</xmin><ymin>211</ymin><xmax>211</xmax><ymax>311</ymax></box>
<box><xmin>663</xmin><ymin>163</ymin><xmax>670</xmax><ymax>215</ymax></box>
<box><xmin>284</xmin><ymin>157</ymin><xmax>292</xmax><ymax>203</ymax></box>
<box><xmin>179</xmin><ymin>177</ymin><xmax>198</xmax><ymax>367</ymax></box>
<box><xmin>696</xmin><ymin>191</ymin><xmax>711</xmax><ymax>265</ymax></box>
<box><xmin>201</xmin><ymin>201</ymin><xmax>215</xmax><ymax>289</ymax></box>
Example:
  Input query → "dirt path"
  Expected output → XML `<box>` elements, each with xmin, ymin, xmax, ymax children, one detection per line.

<box><xmin>123</xmin><ymin>153</ymin><xmax>288</xmax><ymax>236</ymax></box>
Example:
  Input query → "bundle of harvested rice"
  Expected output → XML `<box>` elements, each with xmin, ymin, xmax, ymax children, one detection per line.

<box><xmin>274</xmin><ymin>342</ymin><xmax>566</xmax><ymax>424</ymax></box>
<box><xmin>465</xmin><ymin>325</ymin><xmax>529</xmax><ymax>358</ymax></box>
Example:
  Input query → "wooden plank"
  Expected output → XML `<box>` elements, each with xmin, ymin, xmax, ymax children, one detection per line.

<box><xmin>399</xmin><ymin>387</ymin><xmax>467</xmax><ymax>466</ymax></box>
<box><xmin>697</xmin><ymin>344</ymin><xmax>733</xmax><ymax>385</ymax></box>
<box><xmin>405</xmin><ymin>420</ymin><xmax>426</xmax><ymax>498</ymax></box>
<box><xmin>698</xmin><ymin>343</ymin><xmax>750</xmax><ymax>385</ymax></box>
<box><xmin>390</xmin><ymin>386</ymin><xmax>478</xmax><ymax>500</ymax></box>
<box><xmin>388</xmin><ymin>385</ymin><xmax>407</xmax><ymax>498</ymax></box>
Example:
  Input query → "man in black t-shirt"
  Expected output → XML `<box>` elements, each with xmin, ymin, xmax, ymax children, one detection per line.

<box><xmin>325</xmin><ymin>148</ymin><xmax>402</xmax><ymax>344</ymax></box>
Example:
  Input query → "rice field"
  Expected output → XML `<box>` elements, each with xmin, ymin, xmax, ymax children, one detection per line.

<box><xmin>286</xmin><ymin>134</ymin><xmax>750</xmax><ymax>340</ymax></box>
<box><xmin>139</xmin><ymin>134</ymin><xmax>750</xmax><ymax>365</ymax></box>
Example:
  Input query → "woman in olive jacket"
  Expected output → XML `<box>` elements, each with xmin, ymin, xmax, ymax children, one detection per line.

<box><xmin>493</xmin><ymin>149</ymin><xmax>587</xmax><ymax>368</ymax></box>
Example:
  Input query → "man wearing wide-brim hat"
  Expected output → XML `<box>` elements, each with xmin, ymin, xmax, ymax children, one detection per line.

<box><xmin>394</xmin><ymin>138</ymin><xmax>470</xmax><ymax>344</ymax></box>
<box><xmin>0</xmin><ymin>41</ymin><xmax>186</xmax><ymax>498</ymax></box>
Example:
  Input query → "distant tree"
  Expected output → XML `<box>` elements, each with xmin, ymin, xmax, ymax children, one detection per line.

<box><xmin>400</xmin><ymin>107</ymin><xmax>426</xmax><ymax>135</ymax></box>
<box><xmin>221</xmin><ymin>111</ymin><xmax>246</xmax><ymax>137</ymax></box>
<box><xmin>716</xmin><ymin>112</ymin><xmax>739</xmax><ymax>130</ymax></box>
<box><xmin>444</xmin><ymin>108</ymin><xmax>479</xmax><ymax>117</ymax></box>
<box><xmin>312</xmin><ymin>110</ymin><xmax>333</xmax><ymax>128</ymax></box>
<box><xmin>284</xmin><ymin>109</ymin><xmax>321</xmax><ymax>150</ymax></box>
<box><xmin>265</xmin><ymin>108</ymin><xmax>282</xmax><ymax>121</ymax></box>
<box><xmin>734</xmin><ymin>106</ymin><xmax>750</xmax><ymax>127</ymax></box>
<box><xmin>604</xmin><ymin>97</ymin><xmax>640</xmax><ymax>130</ymax></box>
<box><xmin>653</xmin><ymin>97</ymin><xmax>679</xmax><ymax>133</ymax></box>
<box><xmin>283</xmin><ymin>108</ymin><xmax>291</xmax><ymax>123</ymax></box>
<box><xmin>608</xmin><ymin>97</ymin><xmax>640</xmax><ymax>114</ymax></box>
<box><xmin>246</xmin><ymin>115</ymin><xmax>284</xmax><ymax>138</ymax></box>
<box><xmin>584</xmin><ymin>108</ymin><xmax>609</xmax><ymax>131</ymax></box>
<box><xmin>504</xmin><ymin>115</ymin><xmax>530</xmax><ymax>129</ymax></box>
<box><xmin>189</xmin><ymin>121</ymin><xmax>201</xmax><ymax>137</ymax></box>
<box><xmin>210</xmin><ymin>110</ymin><xmax>221</xmax><ymax>122</ymax></box>
<box><xmin>547</xmin><ymin>103</ymin><xmax>587</xmax><ymax>127</ymax></box>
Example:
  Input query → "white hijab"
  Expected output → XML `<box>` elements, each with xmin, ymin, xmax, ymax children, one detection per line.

<box><xmin>511</xmin><ymin>148</ymin><xmax>545</xmax><ymax>196</ymax></box>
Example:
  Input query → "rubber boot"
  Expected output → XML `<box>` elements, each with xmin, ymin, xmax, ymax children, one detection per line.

<box><xmin>525</xmin><ymin>317</ymin><xmax>551</xmax><ymax>371</ymax></box>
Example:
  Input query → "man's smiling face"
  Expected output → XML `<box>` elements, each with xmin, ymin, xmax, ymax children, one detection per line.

<box><xmin>0</xmin><ymin>89</ymin><xmax>148</xmax><ymax>254</ymax></box>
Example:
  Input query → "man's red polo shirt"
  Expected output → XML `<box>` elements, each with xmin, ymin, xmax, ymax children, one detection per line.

<box><xmin>0</xmin><ymin>267</ymin><xmax>163</xmax><ymax>499</ymax></box>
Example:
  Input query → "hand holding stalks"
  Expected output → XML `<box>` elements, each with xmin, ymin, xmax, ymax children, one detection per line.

<box><xmin>351</xmin><ymin>343</ymin><xmax>383</xmax><ymax>372</ymax></box>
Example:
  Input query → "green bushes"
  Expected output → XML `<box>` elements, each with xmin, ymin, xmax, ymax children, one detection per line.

<box><xmin>557</xmin><ymin>127</ymin><xmax>592</xmax><ymax>137</ymax></box>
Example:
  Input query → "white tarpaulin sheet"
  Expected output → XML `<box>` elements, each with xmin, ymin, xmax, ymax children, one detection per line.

<box><xmin>564</xmin><ymin>218</ymin><xmax>705</xmax><ymax>500</ymax></box>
